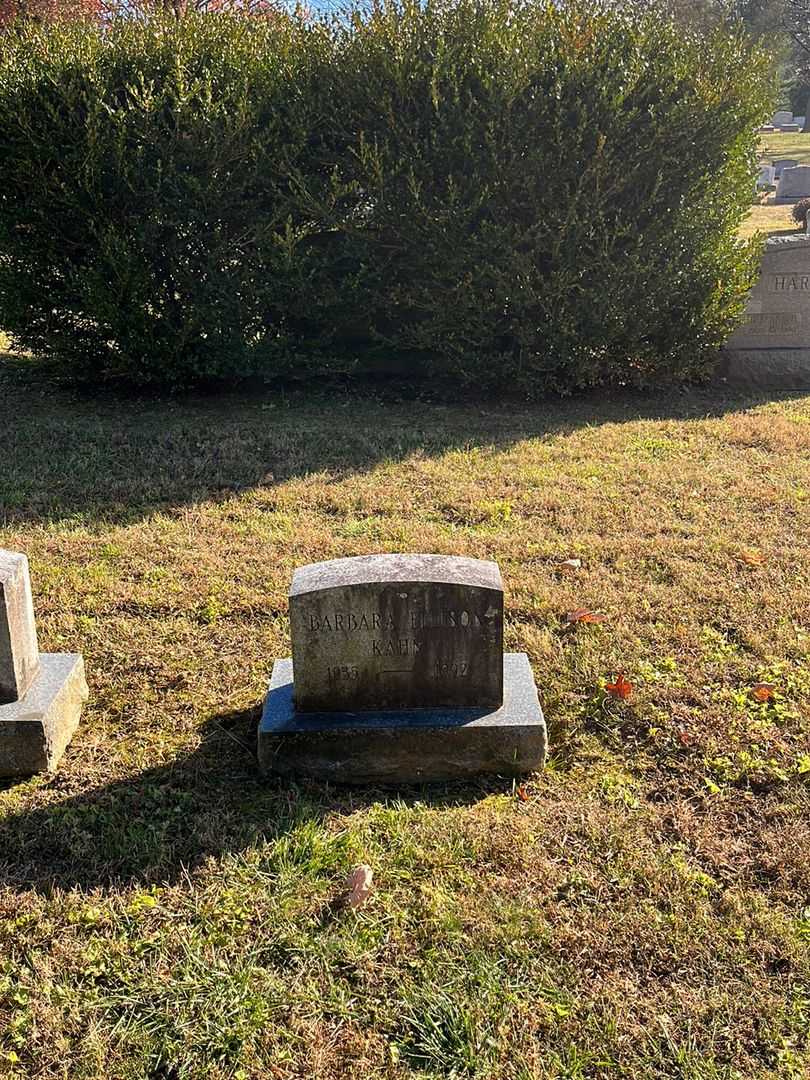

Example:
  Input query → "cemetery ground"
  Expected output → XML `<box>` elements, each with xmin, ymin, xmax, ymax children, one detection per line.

<box><xmin>0</xmin><ymin>354</ymin><xmax>809</xmax><ymax>1080</ymax></box>
<box><xmin>745</xmin><ymin>131</ymin><xmax>810</xmax><ymax>240</ymax></box>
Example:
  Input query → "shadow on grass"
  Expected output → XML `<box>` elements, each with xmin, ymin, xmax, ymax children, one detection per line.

<box><xmin>1</xmin><ymin>353</ymin><xmax>805</xmax><ymax>527</ymax></box>
<box><xmin>0</xmin><ymin>705</ymin><xmax>515</xmax><ymax>894</ymax></box>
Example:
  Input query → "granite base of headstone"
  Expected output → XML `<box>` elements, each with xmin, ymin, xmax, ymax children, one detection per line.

<box><xmin>0</xmin><ymin>550</ymin><xmax>88</xmax><ymax>776</ymax></box>
<box><xmin>258</xmin><ymin>554</ymin><xmax>547</xmax><ymax>783</ymax></box>
<box><xmin>719</xmin><ymin>233</ymin><xmax>810</xmax><ymax>389</ymax></box>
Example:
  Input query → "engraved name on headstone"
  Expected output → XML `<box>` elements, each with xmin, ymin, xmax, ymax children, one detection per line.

<box><xmin>720</xmin><ymin>233</ymin><xmax>810</xmax><ymax>388</ymax></box>
<box><xmin>289</xmin><ymin>554</ymin><xmax>503</xmax><ymax>712</ymax></box>
<box><xmin>258</xmin><ymin>553</ymin><xmax>547</xmax><ymax>782</ymax></box>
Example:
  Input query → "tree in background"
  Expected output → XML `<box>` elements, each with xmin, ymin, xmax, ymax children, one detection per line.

<box><xmin>0</xmin><ymin>0</ymin><xmax>279</xmax><ymax>22</ymax></box>
<box><xmin>0</xmin><ymin>0</ymin><xmax>100</xmax><ymax>21</ymax></box>
<box><xmin>783</xmin><ymin>0</ymin><xmax>810</xmax><ymax>125</ymax></box>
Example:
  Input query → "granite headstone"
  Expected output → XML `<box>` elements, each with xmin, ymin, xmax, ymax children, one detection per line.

<box><xmin>775</xmin><ymin>165</ymin><xmax>810</xmax><ymax>203</ymax></box>
<box><xmin>773</xmin><ymin>158</ymin><xmax>799</xmax><ymax>180</ymax></box>
<box><xmin>0</xmin><ymin>550</ymin><xmax>88</xmax><ymax>776</ymax></box>
<box><xmin>719</xmin><ymin>233</ymin><xmax>810</xmax><ymax>388</ymax></box>
<box><xmin>258</xmin><ymin>554</ymin><xmax>547</xmax><ymax>782</ymax></box>
<box><xmin>757</xmin><ymin>165</ymin><xmax>775</xmax><ymax>190</ymax></box>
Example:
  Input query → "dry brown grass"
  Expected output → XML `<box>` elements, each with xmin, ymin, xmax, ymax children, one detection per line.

<box><xmin>740</xmin><ymin>202</ymin><xmax>798</xmax><ymax>241</ymax></box>
<box><xmin>0</xmin><ymin>357</ymin><xmax>809</xmax><ymax>1079</ymax></box>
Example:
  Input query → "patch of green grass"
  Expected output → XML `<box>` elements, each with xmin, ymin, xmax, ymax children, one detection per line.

<box><xmin>760</xmin><ymin>130</ymin><xmax>810</xmax><ymax>165</ymax></box>
<box><xmin>0</xmin><ymin>360</ymin><xmax>809</xmax><ymax>1078</ymax></box>
<box><xmin>740</xmin><ymin>201</ymin><xmax>797</xmax><ymax>241</ymax></box>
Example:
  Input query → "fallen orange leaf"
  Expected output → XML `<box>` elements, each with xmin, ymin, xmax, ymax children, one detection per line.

<box><xmin>751</xmin><ymin>683</ymin><xmax>776</xmax><ymax>703</ymax></box>
<box><xmin>566</xmin><ymin>608</ymin><xmax>607</xmax><ymax>624</ymax></box>
<box><xmin>739</xmin><ymin>550</ymin><xmax>765</xmax><ymax>567</ymax></box>
<box><xmin>516</xmin><ymin>783</ymin><xmax>529</xmax><ymax>802</ymax></box>
<box><xmin>606</xmin><ymin>674</ymin><xmax>633</xmax><ymax>700</ymax></box>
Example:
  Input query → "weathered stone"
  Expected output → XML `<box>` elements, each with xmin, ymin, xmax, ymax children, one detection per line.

<box><xmin>258</xmin><ymin>653</ymin><xmax>546</xmax><ymax>783</ymax></box>
<box><xmin>289</xmin><ymin>554</ymin><xmax>503</xmax><ymax>712</ymax></box>
<box><xmin>0</xmin><ymin>547</ymin><xmax>88</xmax><ymax>776</ymax></box>
<box><xmin>773</xmin><ymin>158</ymin><xmax>799</xmax><ymax>180</ymax></box>
<box><xmin>720</xmin><ymin>234</ymin><xmax>810</xmax><ymax>388</ymax></box>
<box><xmin>775</xmin><ymin>165</ymin><xmax>810</xmax><ymax>203</ymax></box>
<box><xmin>0</xmin><ymin>550</ymin><xmax>39</xmax><ymax>705</ymax></box>
<box><xmin>773</xmin><ymin>110</ymin><xmax>793</xmax><ymax>127</ymax></box>
<box><xmin>756</xmin><ymin>165</ymin><xmax>775</xmax><ymax>190</ymax></box>
<box><xmin>0</xmin><ymin>653</ymin><xmax>88</xmax><ymax>776</ymax></box>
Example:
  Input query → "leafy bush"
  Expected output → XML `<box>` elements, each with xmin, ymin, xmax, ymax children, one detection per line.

<box><xmin>0</xmin><ymin>2</ymin><xmax>774</xmax><ymax>391</ymax></box>
<box><xmin>0</xmin><ymin>14</ymin><xmax>332</xmax><ymax>386</ymax></box>
<box><xmin>793</xmin><ymin>197</ymin><xmax>810</xmax><ymax>227</ymax></box>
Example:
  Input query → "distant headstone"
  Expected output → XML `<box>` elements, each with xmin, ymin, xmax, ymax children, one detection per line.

<box><xmin>756</xmin><ymin>165</ymin><xmax>775</xmax><ymax>190</ymax></box>
<box><xmin>773</xmin><ymin>110</ymin><xmax>793</xmax><ymax>127</ymax></box>
<box><xmin>773</xmin><ymin>158</ymin><xmax>799</xmax><ymax>180</ymax></box>
<box><xmin>780</xmin><ymin>123</ymin><xmax>802</xmax><ymax>133</ymax></box>
<box><xmin>719</xmin><ymin>234</ymin><xmax>810</xmax><ymax>388</ymax></box>
<box><xmin>796</xmin><ymin>116</ymin><xmax>807</xmax><ymax>129</ymax></box>
<box><xmin>258</xmin><ymin>554</ymin><xmax>547</xmax><ymax>782</ymax></box>
<box><xmin>775</xmin><ymin>165</ymin><xmax>810</xmax><ymax>203</ymax></box>
<box><xmin>0</xmin><ymin>550</ymin><xmax>88</xmax><ymax>776</ymax></box>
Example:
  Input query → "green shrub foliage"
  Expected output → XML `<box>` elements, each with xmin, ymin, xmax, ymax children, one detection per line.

<box><xmin>0</xmin><ymin>2</ymin><xmax>773</xmax><ymax>391</ymax></box>
<box><xmin>793</xmin><ymin>197</ymin><xmax>810</xmax><ymax>226</ymax></box>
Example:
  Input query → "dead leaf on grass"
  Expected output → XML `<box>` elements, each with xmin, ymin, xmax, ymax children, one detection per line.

<box><xmin>605</xmin><ymin>674</ymin><xmax>633</xmax><ymax>700</ymax></box>
<box><xmin>739</xmin><ymin>549</ymin><xmax>766</xmax><ymax>567</ymax></box>
<box><xmin>751</xmin><ymin>683</ymin><xmax>776</xmax><ymax>703</ymax></box>
<box><xmin>566</xmin><ymin>608</ymin><xmax>607</xmax><ymax>624</ymax></box>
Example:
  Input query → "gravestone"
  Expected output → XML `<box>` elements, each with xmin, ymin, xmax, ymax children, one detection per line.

<box><xmin>773</xmin><ymin>158</ymin><xmax>799</xmax><ymax>180</ymax></box>
<box><xmin>773</xmin><ymin>110</ymin><xmax>793</xmax><ymax>127</ymax></box>
<box><xmin>258</xmin><ymin>554</ymin><xmax>547</xmax><ymax>782</ymax></box>
<box><xmin>756</xmin><ymin>165</ymin><xmax>775</xmax><ymax>190</ymax></box>
<box><xmin>775</xmin><ymin>165</ymin><xmax>810</xmax><ymax>203</ymax></box>
<box><xmin>719</xmin><ymin>233</ymin><xmax>810</xmax><ymax>388</ymax></box>
<box><xmin>796</xmin><ymin>116</ymin><xmax>807</xmax><ymax>129</ymax></box>
<box><xmin>780</xmin><ymin>123</ymin><xmax>802</xmax><ymax>133</ymax></box>
<box><xmin>0</xmin><ymin>550</ymin><xmax>88</xmax><ymax>776</ymax></box>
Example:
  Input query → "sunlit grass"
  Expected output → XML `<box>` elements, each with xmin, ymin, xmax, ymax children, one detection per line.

<box><xmin>1</xmin><ymin>359</ymin><xmax>809</xmax><ymax>1078</ymax></box>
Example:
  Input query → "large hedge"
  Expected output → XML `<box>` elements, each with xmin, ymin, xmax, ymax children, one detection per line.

<box><xmin>0</xmin><ymin>2</ymin><xmax>773</xmax><ymax>391</ymax></box>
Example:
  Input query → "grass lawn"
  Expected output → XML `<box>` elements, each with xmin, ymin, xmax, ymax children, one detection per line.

<box><xmin>759</xmin><ymin>131</ymin><xmax>810</xmax><ymax>166</ymax></box>
<box><xmin>1</xmin><ymin>356</ymin><xmax>809</xmax><ymax>1079</ymax></box>
<box><xmin>739</xmin><ymin>202</ymin><xmax>797</xmax><ymax>241</ymax></box>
